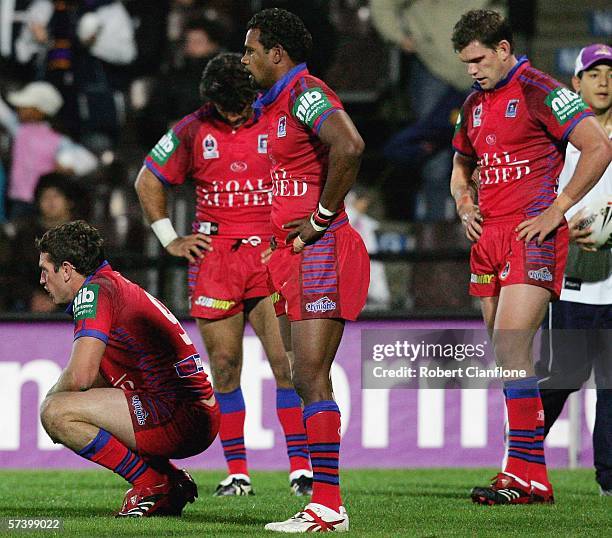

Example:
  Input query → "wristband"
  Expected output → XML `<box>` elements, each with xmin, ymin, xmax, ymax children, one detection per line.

<box><xmin>151</xmin><ymin>218</ymin><xmax>179</xmax><ymax>248</ymax></box>
<box><xmin>310</xmin><ymin>213</ymin><xmax>329</xmax><ymax>232</ymax></box>
<box><xmin>318</xmin><ymin>203</ymin><xmax>335</xmax><ymax>217</ymax></box>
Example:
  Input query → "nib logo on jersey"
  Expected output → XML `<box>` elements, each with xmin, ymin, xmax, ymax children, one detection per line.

<box><xmin>305</xmin><ymin>296</ymin><xmax>337</xmax><ymax>313</ymax></box>
<box><xmin>478</xmin><ymin>151</ymin><xmax>531</xmax><ymax>184</ymax></box>
<box><xmin>545</xmin><ymin>87</ymin><xmax>588</xmax><ymax>125</ymax></box>
<box><xmin>73</xmin><ymin>284</ymin><xmax>99</xmax><ymax>321</ymax></box>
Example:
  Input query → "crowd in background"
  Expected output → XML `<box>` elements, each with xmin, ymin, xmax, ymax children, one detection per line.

<box><xmin>0</xmin><ymin>0</ymin><xmax>587</xmax><ymax>315</ymax></box>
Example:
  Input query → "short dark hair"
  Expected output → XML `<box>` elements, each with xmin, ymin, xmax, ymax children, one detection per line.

<box><xmin>200</xmin><ymin>53</ymin><xmax>257</xmax><ymax>113</ymax></box>
<box><xmin>36</xmin><ymin>220</ymin><xmax>105</xmax><ymax>275</ymax></box>
<box><xmin>246</xmin><ymin>8</ymin><xmax>312</xmax><ymax>63</ymax></box>
<box><xmin>452</xmin><ymin>10</ymin><xmax>513</xmax><ymax>53</ymax></box>
<box><xmin>184</xmin><ymin>16</ymin><xmax>225</xmax><ymax>48</ymax></box>
<box><xmin>34</xmin><ymin>173</ymin><xmax>75</xmax><ymax>206</ymax></box>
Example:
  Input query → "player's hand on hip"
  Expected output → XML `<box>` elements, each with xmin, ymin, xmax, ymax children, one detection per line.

<box><xmin>567</xmin><ymin>210</ymin><xmax>597</xmax><ymax>252</ymax></box>
<box><xmin>515</xmin><ymin>204</ymin><xmax>565</xmax><ymax>245</ymax></box>
<box><xmin>458</xmin><ymin>204</ymin><xmax>483</xmax><ymax>242</ymax></box>
<box><xmin>283</xmin><ymin>217</ymin><xmax>325</xmax><ymax>253</ymax></box>
<box><xmin>166</xmin><ymin>234</ymin><xmax>213</xmax><ymax>263</ymax></box>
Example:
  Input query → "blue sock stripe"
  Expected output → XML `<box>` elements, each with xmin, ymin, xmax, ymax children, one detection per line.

<box><xmin>215</xmin><ymin>387</ymin><xmax>245</xmax><ymax>414</ymax></box>
<box><xmin>509</xmin><ymin>429</ymin><xmax>535</xmax><ymax>437</ymax></box>
<box><xmin>114</xmin><ymin>452</ymin><xmax>132</xmax><ymax>474</ymax></box>
<box><xmin>121</xmin><ymin>456</ymin><xmax>140</xmax><ymax>478</ymax></box>
<box><xmin>127</xmin><ymin>463</ymin><xmax>148</xmax><ymax>482</ymax></box>
<box><xmin>311</xmin><ymin>458</ymin><xmax>339</xmax><ymax>469</ymax></box>
<box><xmin>504</xmin><ymin>376</ymin><xmax>539</xmax><ymax>399</ymax></box>
<box><xmin>535</xmin><ymin>427</ymin><xmax>545</xmax><ymax>434</ymax></box>
<box><xmin>225</xmin><ymin>454</ymin><xmax>247</xmax><ymax>461</ymax></box>
<box><xmin>308</xmin><ymin>443</ymin><xmax>340</xmax><ymax>452</ymax></box>
<box><xmin>78</xmin><ymin>429</ymin><xmax>111</xmax><ymax>458</ymax></box>
<box><xmin>508</xmin><ymin>450</ymin><xmax>545</xmax><ymax>464</ymax></box>
<box><xmin>124</xmin><ymin>461</ymin><xmax>145</xmax><ymax>482</ymax></box>
<box><xmin>303</xmin><ymin>400</ymin><xmax>340</xmax><ymax>421</ymax></box>
<box><xmin>276</xmin><ymin>388</ymin><xmax>302</xmax><ymax>409</ymax></box>
<box><xmin>313</xmin><ymin>473</ymin><xmax>340</xmax><ymax>485</ymax></box>
<box><xmin>288</xmin><ymin>449</ymin><xmax>309</xmax><ymax>458</ymax></box>
<box><xmin>285</xmin><ymin>434</ymin><xmax>308</xmax><ymax>441</ymax></box>
<box><xmin>508</xmin><ymin>441</ymin><xmax>535</xmax><ymax>449</ymax></box>
<box><xmin>221</xmin><ymin>437</ymin><xmax>245</xmax><ymax>447</ymax></box>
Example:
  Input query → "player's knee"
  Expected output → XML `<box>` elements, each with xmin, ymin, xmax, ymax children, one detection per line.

<box><xmin>40</xmin><ymin>395</ymin><xmax>67</xmax><ymax>439</ymax></box>
<box><xmin>210</xmin><ymin>351</ymin><xmax>241</xmax><ymax>390</ymax></box>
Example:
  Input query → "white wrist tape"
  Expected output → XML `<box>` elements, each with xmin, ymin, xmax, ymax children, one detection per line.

<box><xmin>310</xmin><ymin>213</ymin><xmax>328</xmax><ymax>232</ymax></box>
<box><xmin>151</xmin><ymin>218</ymin><xmax>179</xmax><ymax>248</ymax></box>
<box><xmin>318</xmin><ymin>203</ymin><xmax>335</xmax><ymax>217</ymax></box>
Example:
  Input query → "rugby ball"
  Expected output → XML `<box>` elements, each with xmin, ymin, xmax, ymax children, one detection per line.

<box><xmin>575</xmin><ymin>196</ymin><xmax>612</xmax><ymax>249</ymax></box>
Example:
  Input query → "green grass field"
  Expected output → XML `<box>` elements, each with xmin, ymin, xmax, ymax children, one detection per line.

<box><xmin>0</xmin><ymin>469</ymin><xmax>609</xmax><ymax>536</ymax></box>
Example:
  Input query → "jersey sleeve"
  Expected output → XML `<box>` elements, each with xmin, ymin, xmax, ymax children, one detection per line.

<box><xmin>452</xmin><ymin>104</ymin><xmax>476</xmax><ymax>159</ymax></box>
<box><xmin>72</xmin><ymin>281</ymin><xmax>113</xmax><ymax>344</ymax></box>
<box><xmin>144</xmin><ymin>114</ymin><xmax>197</xmax><ymax>186</ymax></box>
<box><xmin>290</xmin><ymin>78</ymin><xmax>344</xmax><ymax>135</ymax></box>
<box><xmin>528</xmin><ymin>84</ymin><xmax>593</xmax><ymax>142</ymax></box>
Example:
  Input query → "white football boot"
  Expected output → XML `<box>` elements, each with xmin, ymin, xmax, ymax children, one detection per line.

<box><xmin>264</xmin><ymin>503</ymin><xmax>348</xmax><ymax>533</ymax></box>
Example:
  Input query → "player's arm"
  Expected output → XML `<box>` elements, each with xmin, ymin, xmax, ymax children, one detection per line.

<box><xmin>517</xmin><ymin>117</ymin><xmax>612</xmax><ymax>244</ymax></box>
<box><xmin>286</xmin><ymin>110</ymin><xmax>364</xmax><ymax>251</ymax></box>
<box><xmin>46</xmin><ymin>337</ymin><xmax>106</xmax><ymax>395</ymax></box>
<box><xmin>451</xmin><ymin>152</ymin><xmax>482</xmax><ymax>242</ymax></box>
<box><xmin>134</xmin><ymin>166</ymin><xmax>212</xmax><ymax>262</ymax></box>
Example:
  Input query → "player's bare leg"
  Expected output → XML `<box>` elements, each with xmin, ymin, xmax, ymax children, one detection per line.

<box><xmin>40</xmin><ymin>388</ymin><xmax>196</xmax><ymax>516</ymax></box>
<box><xmin>197</xmin><ymin>315</ymin><xmax>253</xmax><ymax>495</ymax></box>
<box><xmin>249</xmin><ymin>299</ymin><xmax>313</xmax><ymax>494</ymax></box>
<box><xmin>265</xmin><ymin>317</ymin><xmax>348</xmax><ymax>532</ymax></box>
<box><xmin>472</xmin><ymin>284</ymin><xmax>554</xmax><ymax>505</ymax></box>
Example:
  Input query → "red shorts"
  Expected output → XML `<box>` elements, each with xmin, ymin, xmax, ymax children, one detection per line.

<box><xmin>125</xmin><ymin>391</ymin><xmax>220</xmax><ymax>459</ymax></box>
<box><xmin>267</xmin><ymin>222</ymin><xmax>370</xmax><ymax>321</ymax></box>
<box><xmin>188</xmin><ymin>237</ymin><xmax>273</xmax><ymax>320</ymax></box>
<box><xmin>469</xmin><ymin>216</ymin><xmax>569</xmax><ymax>299</ymax></box>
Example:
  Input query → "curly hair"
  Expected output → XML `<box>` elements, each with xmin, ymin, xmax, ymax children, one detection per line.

<box><xmin>246</xmin><ymin>8</ymin><xmax>312</xmax><ymax>63</ymax></box>
<box><xmin>199</xmin><ymin>53</ymin><xmax>257</xmax><ymax>113</ymax></box>
<box><xmin>451</xmin><ymin>10</ymin><xmax>513</xmax><ymax>53</ymax></box>
<box><xmin>36</xmin><ymin>220</ymin><xmax>105</xmax><ymax>275</ymax></box>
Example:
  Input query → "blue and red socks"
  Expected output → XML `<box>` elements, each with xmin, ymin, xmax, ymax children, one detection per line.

<box><xmin>216</xmin><ymin>387</ymin><xmax>248</xmax><ymax>476</ymax></box>
<box><xmin>304</xmin><ymin>400</ymin><xmax>342</xmax><ymax>512</ymax></box>
<box><xmin>78</xmin><ymin>428</ymin><xmax>165</xmax><ymax>487</ymax></box>
<box><xmin>276</xmin><ymin>388</ymin><xmax>311</xmax><ymax>474</ymax></box>
<box><xmin>503</xmin><ymin>376</ymin><xmax>550</xmax><ymax>490</ymax></box>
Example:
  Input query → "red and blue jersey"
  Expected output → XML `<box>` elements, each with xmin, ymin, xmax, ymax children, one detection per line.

<box><xmin>144</xmin><ymin>104</ymin><xmax>272</xmax><ymax>239</ymax></box>
<box><xmin>452</xmin><ymin>57</ymin><xmax>593</xmax><ymax>221</ymax></box>
<box><xmin>253</xmin><ymin>63</ymin><xmax>348</xmax><ymax>242</ymax></box>
<box><xmin>68</xmin><ymin>262</ymin><xmax>213</xmax><ymax>401</ymax></box>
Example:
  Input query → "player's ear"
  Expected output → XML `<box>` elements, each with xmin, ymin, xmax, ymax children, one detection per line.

<box><xmin>571</xmin><ymin>75</ymin><xmax>581</xmax><ymax>94</ymax></box>
<box><xmin>496</xmin><ymin>40</ymin><xmax>511</xmax><ymax>60</ymax></box>
<box><xmin>271</xmin><ymin>44</ymin><xmax>283</xmax><ymax>64</ymax></box>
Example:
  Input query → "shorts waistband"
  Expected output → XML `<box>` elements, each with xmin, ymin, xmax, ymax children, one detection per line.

<box><xmin>482</xmin><ymin>214</ymin><xmax>526</xmax><ymax>225</ymax></box>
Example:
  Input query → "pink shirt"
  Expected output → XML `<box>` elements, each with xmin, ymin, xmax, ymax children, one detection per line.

<box><xmin>9</xmin><ymin>122</ymin><xmax>62</xmax><ymax>202</ymax></box>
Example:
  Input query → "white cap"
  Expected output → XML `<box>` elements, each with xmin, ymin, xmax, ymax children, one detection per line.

<box><xmin>7</xmin><ymin>82</ymin><xmax>64</xmax><ymax>117</ymax></box>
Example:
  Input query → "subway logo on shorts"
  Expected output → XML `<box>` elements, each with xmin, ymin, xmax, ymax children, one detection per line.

<box><xmin>73</xmin><ymin>284</ymin><xmax>99</xmax><ymax>320</ymax></box>
<box><xmin>470</xmin><ymin>273</ymin><xmax>495</xmax><ymax>284</ymax></box>
<box><xmin>194</xmin><ymin>295</ymin><xmax>235</xmax><ymax>310</ymax></box>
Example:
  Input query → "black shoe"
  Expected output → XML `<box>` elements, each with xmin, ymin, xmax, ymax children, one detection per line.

<box><xmin>471</xmin><ymin>473</ymin><xmax>532</xmax><ymax>505</ymax></box>
<box><xmin>290</xmin><ymin>474</ymin><xmax>313</xmax><ymax>496</ymax></box>
<box><xmin>213</xmin><ymin>475</ymin><xmax>254</xmax><ymax>496</ymax></box>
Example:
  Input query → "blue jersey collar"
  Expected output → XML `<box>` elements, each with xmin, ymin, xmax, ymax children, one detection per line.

<box><xmin>253</xmin><ymin>62</ymin><xmax>308</xmax><ymax>116</ymax></box>
<box><xmin>472</xmin><ymin>56</ymin><xmax>529</xmax><ymax>92</ymax></box>
<box><xmin>65</xmin><ymin>260</ymin><xmax>110</xmax><ymax>315</ymax></box>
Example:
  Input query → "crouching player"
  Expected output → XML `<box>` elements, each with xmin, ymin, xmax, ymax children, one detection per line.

<box><xmin>37</xmin><ymin>220</ymin><xmax>220</xmax><ymax>517</ymax></box>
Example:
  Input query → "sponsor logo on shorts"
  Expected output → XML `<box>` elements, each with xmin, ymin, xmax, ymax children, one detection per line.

<box><xmin>470</xmin><ymin>273</ymin><xmax>495</xmax><ymax>284</ymax></box>
<box><xmin>150</xmin><ymin>130</ymin><xmax>179</xmax><ymax>165</ymax></box>
<box><xmin>305</xmin><ymin>296</ymin><xmax>337</xmax><ymax>313</ymax></box>
<box><xmin>473</xmin><ymin>104</ymin><xmax>482</xmax><ymax>127</ymax></box>
<box><xmin>73</xmin><ymin>284</ymin><xmax>99</xmax><ymax>321</ymax></box>
<box><xmin>270</xmin><ymin>291</ymin><xmax>281</xmax><ymax>305</ymax></box>
<box><xmin>505</xmin><ymin>99</ymin><xmax>519</xmax><ymax>118</ymax></box>
<box><xmin>131</xmin><ymin>395</ymin><xmax>149</xmax><ymax>426</ymax></box>
<box><xmin>194</xmin><ymin>295</ymin><xmax>235</xmax><ymax>310</ymax></box>
<box><xmin>174</xmin><ymin>354</ymin><xmax>204</xmax><ymax>378</ymax></box>
<box><xmin>528</xmin><ymin>267</ymin><xmax>553</xmax><ymax>282</ymax></box>
<box><xmin>203</xmin><ymin>133</ymin><xmax>219</xmax><ymax>159</ymax></box>
<box><xmin>545</xmin><ymin>87</ymin><xmax>588</xmax><ymax>125</ymax></box>
<box><xmin>277</xmin><ymin>116</ymin><xmax>287</xmax><ymax>137</ymax></box>
<box><xmin>500</xmin><ymin>262</ymin><xmax>510</xmax><ymax>281</ymax></box>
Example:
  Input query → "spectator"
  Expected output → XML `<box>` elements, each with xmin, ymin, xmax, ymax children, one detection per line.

<box><xmin>137</xmin><ymin>16</ymin><xmax>224</xmax><ymax>148</ymax></box>
<box><xmin>0</xmin><ymin>81</ymin><xmax>97</xmax><ymax>219</ymax></box>
<box><xmin>371</xmin><ymin>0</ymin><xmax>504</xmax><ymax>221</ymax></box>
<box><xmin>346</xmin><ymin>188</ymin><xmax>391</xmax><ymax>309</ymax></box>
<box><xmin>5</xmin><ymin>173</ymin><xmax>80</xmax><ymax>312</ymax></box>
<box><xmin>15</xmin><ymin>0</ymin><xmax>137</xmax><ymax>150</ymax></box>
